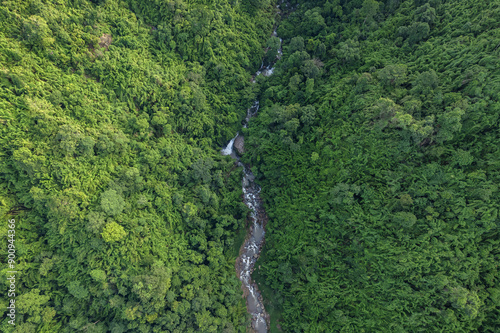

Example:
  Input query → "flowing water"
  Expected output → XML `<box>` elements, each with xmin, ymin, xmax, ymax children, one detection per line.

<box><xmin>221</xmin><ymin>21</ymin><xmax>283</xmax><ymax>333</ymax></box>
<box><xmin>220</xmin><ymin>133</ymin><xmax>238</xmax><ymax>157</ymax></box>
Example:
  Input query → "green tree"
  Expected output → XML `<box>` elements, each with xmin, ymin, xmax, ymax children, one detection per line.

<box><xmin>399</xmin><ymin>22</ymin><xmax>430</xmax><ymax>45</ymax></box>
<box><xmin>100</xmin><ymin>190</ymin><xmax>125</xmax><ymax>216</ymax></box>
<box><xmin>90</xmin><ymin>269</ymin><xmax>107</xmax><ymax>283</ymax></box>
<box><xmin>436</xmin><ymin>107</ymin><xmax>465</xmax><ymax>143</ymax></box>
<box><xmin>360</xmin><ymin>0</ymin><xmax>379</xmax><ymax>26</ymax></box>
<box><xmin>288</xmin><ymin>37</ymin><xmax>305</xmax><ymax>53</ymax></box>
<box><xmin>378</xmin><ymin>64</ymin><xmax>408</xmax><ymax>87</ymax></box>
<box><xmin>336</xmin><ymin>39</ymin><xmax>360</xmax><ymax>65</ymax></box>
<box><xmin>67</xmin><ymin>281</ymin><xmax>89</xmax><ymax>300</ymax></box>
<box><xmin>301</xmin><ymin>8</ymin><xmax>326</xmax><ymax>36</ymax></box>
<box><xmin>16</xmin><ymin>289</ymin><xmax>50</xmax><ymax>323</ymax></box>
<box><xmin>22</xmin><ymin>15</ymin><xmax>53</xmax><ymax>48</ymax></box>
<box><xmin>448</xmin><ymin>286</ymin><xmax>481</xmax><ymax>319</ymax></box>
<box><xmin>87</xmin><ymin>211</ymin><xmax>106</xmax><ymax>234</ymax></box>
<box><xmin>101</xmin><ymin>221</ymin><xmax>127</xmax><ymax>242</ymax></box>
<box><xmin>264</xmin><ymin>36</ymin><xmax>282</xmax><ymax>65</ymax></box>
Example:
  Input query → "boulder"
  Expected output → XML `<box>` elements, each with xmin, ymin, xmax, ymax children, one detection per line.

<box><xmin>234</xmin><ymin>135</ymin><xmax>244</xmax><ymax>154</ymax></box>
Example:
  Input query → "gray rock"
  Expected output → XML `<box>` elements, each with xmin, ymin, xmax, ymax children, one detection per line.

<box><xmin>234</xmin><ymin>135</ymin><xmax>244</xmax><ymax>154</ymax></box>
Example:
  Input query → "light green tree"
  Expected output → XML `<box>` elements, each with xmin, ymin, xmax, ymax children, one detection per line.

<box><xmin>101</xmin><ymin>221</ymin><xmax>127</xmax><ymax>242</ymax></box>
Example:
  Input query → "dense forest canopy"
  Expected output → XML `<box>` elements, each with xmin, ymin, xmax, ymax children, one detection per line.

<box><xmin>1</xmin><ymin>0</ymin><xmax>499</xmax><ymax>332</ymax></box>
<box><xmin>0</xmin><ymin>0</ymin><xmax>276</xmax><ymax>332</ymax></box>
<box><xmin>244</xmin><ymin>0</ymin><xmax>500</xmax><ymax>332</ymax></box>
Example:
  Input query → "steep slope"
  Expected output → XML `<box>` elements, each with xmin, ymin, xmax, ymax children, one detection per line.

<box><xmin>0</xmin><ymin>0</ymin><xmax>276</xmax><ymax>332</ymax></box>
<box><xmin>244</xmin><ymin>0</ymin><xmax>500</xmax><ymax>331</ymax></box>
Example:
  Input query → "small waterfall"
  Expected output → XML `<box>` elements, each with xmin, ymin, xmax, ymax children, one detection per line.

<box><xmin>244</xmin><ymin>101</ymin><xmax>260</xmax><ymax>128</ymax></box>
<box><xmin>221</xmin><ymin>133</ymin><xmax>238</xmax><ymax>156</ymax></box>
<box><xmin>252</xmin><ymin>26</ymin><xmax>283</xmax><ymax>82</ymax></box>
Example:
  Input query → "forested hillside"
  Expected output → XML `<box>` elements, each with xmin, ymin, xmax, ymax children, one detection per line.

<box><xmin>2</xmin><ymin>0</ymin><xmax>500</xmax><ymax>332</ymax></box>
<box><xmin>244</xmin><ymin>0</ymin><xmax>500</xmax><ymax>332</ymax></box>
<box><xmin>0</xmin><ymin>0</ymin><xmax>276</xmax><ymax>332</ymax></box>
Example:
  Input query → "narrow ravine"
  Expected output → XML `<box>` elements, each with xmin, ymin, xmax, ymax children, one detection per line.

<box><xmin>222</xmin><ymin>95</ymin><xmax>269</xmax><ymax>333</ymax></box>
<box><xmin>221</xmin><ymin>16</ymin><xmax>283</xmax><ymax>333</ymax></box>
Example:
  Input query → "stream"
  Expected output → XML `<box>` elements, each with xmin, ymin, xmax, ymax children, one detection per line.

<box><xmin>221</xmin><ymin>17</ymin><xmax>283</xmax><ymax>333</ymax></box>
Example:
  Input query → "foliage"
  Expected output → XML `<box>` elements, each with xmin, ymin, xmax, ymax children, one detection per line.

<box><xmin>244</xmin><ymin>0</ymin><xmax>500</xmax><ymax>331</ymax></box>
<box><xmin>1</xmin><ymin>0</ymin><xmax>499</xmax><ymax>332</ymax></box>
<box><xmin>0</xmin><ymin>0</ymin><xmax>275</xmax><ymax>331</ymax></box>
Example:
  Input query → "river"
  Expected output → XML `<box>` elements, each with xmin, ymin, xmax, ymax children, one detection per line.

<box><xmin>221</xmin><ymin>18</ymin><xmax>283</xmax><ymax>333</ymax></box>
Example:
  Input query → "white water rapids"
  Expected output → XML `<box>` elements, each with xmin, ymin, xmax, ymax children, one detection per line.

<box><xmin>220</xmin><ymin>134</ymin><xmax>238</xmax><ymax>156</ymax></box>
<box><xmin>222</xmin><ymin>117</ymin><xmax>269</xmax><ymax>333</ymax></box>
<box><xmin>221</xmin><ymin>23</ymin><xmax>282</xmax><ymax>333</ymax></box>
